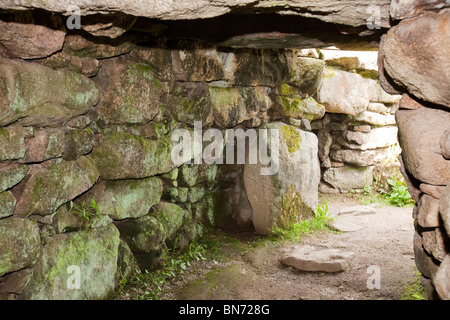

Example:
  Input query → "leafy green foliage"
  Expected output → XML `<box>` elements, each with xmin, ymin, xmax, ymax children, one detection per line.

<box><xmin>359</xmin><ymin>185</ymin><xmax>383</xmax><ymax>205</ymax></box>
<box><xmin>72</xmin><ymin>198</ymin><xmax>101</xmax><ymax>227</ymax></box>
<box><xmin>119</xmin><ymin>241</ymin><xmax>209</xmax><ymax>300</ymax></box>
<box><xmin>400</xmin><ymin>271</ymin><xmax>425</xmax><ymax>300</ymax></box>
<box><xmin>355</xmin><ymin>175</ymin><xmax>414</xmax><ymax>208</ymax></box>
<box><xmin>271</xmin><ymin>201</ymin><xmax>336</xmax><ymax>242</ymax></box>
<box><xmin>385</xmin><ymin>178</ymin><xmax>414</xmax><ymax>207</ymax></box>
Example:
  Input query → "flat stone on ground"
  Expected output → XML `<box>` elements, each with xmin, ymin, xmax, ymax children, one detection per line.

<box><xmin>339</xmin><ymin>206</ymin><xmax>376</xmax><ymax>216</ymax></box>
<box><xmin>329</xmin><ymin>218</ymin><xmax>364</xmax><ymax>233</ymax></box>
<box><xmin>281</xmin><ymin>245</ymin><xmax>354</xmax><ymax>273</ymax></box>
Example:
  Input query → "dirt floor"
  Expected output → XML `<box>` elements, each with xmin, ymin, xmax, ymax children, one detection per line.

<box><xmin>159</xmin><ymin>194</ymin><xmax>418</xmax><ymax>300</ymax></box>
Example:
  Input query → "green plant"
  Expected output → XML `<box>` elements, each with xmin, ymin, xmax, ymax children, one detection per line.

<box><xmin>72</xmin><ymin>198</ymin><xmax>102</xmax><ymax>227</ymax></box>
<box><xmin>359</xmin><ymin>185</ymin><xmax>385</xmax><ymax>205</ymax></box>
<box><xmin>271</xmin><ymin>201</ymin><xmax>336</xmax><ymax>242</ymax></box>
<box><xmin>400</xmin><ymin>271</ymin><xmax>425</xmax><ymax>300</ymax></box>
<box><xmin>119</xmin><ymin>240</ymin><xmax>210</xmax><ymax>300</ymax></box>
<box><xmin>385</xmin><ymin>178</ymin><xmax>415</xmax><ymax>207</ymax></box>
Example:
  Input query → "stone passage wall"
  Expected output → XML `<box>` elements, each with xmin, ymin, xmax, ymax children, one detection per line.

<box><xmin>378</xmin><ymin>4</ymin><xmax>450</xmax><ymax>299</ymax></box>
<box><xmin>0</xmin><ymin>11</ymin><xmax>328</xmax><ymax>299</ymax></box>
<box><xmin>310</xmin><ymin>50</ymin><xmax>402</xmax><ymax>194</ymax></box>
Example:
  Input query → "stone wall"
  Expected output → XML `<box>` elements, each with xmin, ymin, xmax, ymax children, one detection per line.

<box><xmin>378</xmin><ymin>4</ymin><xmax>450</xmax><ymax>300</ymax></box>
<box><xmin>0</xmin><ymin>1</ymin><xmax>448</xmax><ymax>300</ymax></box>
<box><xmin>310</xmin><ymin>50</ymin><xmax>402</xmax><ymax>194</ymax></box>
<box><xmin>0</xmin><ymin>11</ymin><xmax>326</xmax><ymax>299</ymax></box>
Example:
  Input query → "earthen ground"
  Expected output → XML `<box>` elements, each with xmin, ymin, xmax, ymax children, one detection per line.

<box><xmin>160</xmin><ymin>194</ymin><xmax>417</xmax><ymax>300</ymax></box>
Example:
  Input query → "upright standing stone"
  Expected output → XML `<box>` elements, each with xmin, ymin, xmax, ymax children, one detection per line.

<box><xmin>244</xmin><ymin>122</ymin><xmax>319</xmax><ymax>235</ymax></box>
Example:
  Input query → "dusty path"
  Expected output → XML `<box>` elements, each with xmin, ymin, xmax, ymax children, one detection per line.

<box><xmin>160</xmin><ymin>195</ymin><xmax>418</xmax><ymax>300</ymax></box>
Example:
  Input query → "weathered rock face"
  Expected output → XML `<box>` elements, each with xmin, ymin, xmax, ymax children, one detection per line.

<box><xmin>0</xmin><ymin>218</ymin><xmax>40</xmax><ymax>278</ymax></box>
<box><xmin>396</xmin><ymin>108</ymin><xmax>450</xmax><ymax>186</ymax></box>
<box><xmin>94</xmin><ymin>58</ymin><xmax>163</xmax><ymax>125</ymax></box>
<box><xmin>323</xmin><ymin>166</ymin><xmax>374</xmax><ymax>193</ymax></box>
<box><xmin>0</xmin><ymin>164</ymin><xmax>28</xmax><ymax>193</ymax></box>
<box><xmin>390</xmin><ymin>0</ymin><xmax>450</xmax><ymax>20</ymax></box>
<box><xmin>378</xmin><ymin>3</ymin><xmax>450</xmax><ymax>300</ymax></box>
<box><xmin>244</xmin><ymin>122</ymin><xmax>320</xmax><ymax>235</ymax></box>
<box><xmin>22</xmin><ymin>224</ymin><xmax>120</xmax><ymax>300</ymax></box>
<box><xmin>317</xmin><ymin>69</ymin><xmax>399</xmax><ymax>116</ymax></box>
<box><xmin>381</xmin><ymin>10</ymin><xmax>450</xmax><ymax>107</ymax></box>
<box><xmin>76</xmin><ymin>177</ymin><xmax>163</xmax><ymax>220</ymax></box>
<box><xmin>90</xmin><ymin>132</ymin><xmax>175</xmax><ymax>180</ymax></box>
<box><xmin>15</xmin><ymin>156</ymin><xmax>99</xmax><ymax>217</ymax></box>
<box><xmin>0</xmin><ymin>59</ymin><xmax>100</xmax><ymax>127</ymax></box>
<box><xmin>0</xmin><ymin>0</ymin><xmax>391</xmax><ymax>27</ymax></box>
<box><xmin>0</xmin><ymin>11</ymin><xmax>66</xmax><ymax>59</ymax></box>
<box><xmin>434</xmin><ymin>254</ymin><xmax>450</xmax><ymax>300</ymax></box>
<box><xmin>337</xmin><ymin>126</ymin><xmax>398</xmax><ymax>151</ymax></box>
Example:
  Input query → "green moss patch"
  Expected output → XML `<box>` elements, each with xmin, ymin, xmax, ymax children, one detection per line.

<box><xmin>280</xmin><ymin>125</ymin><xmax>302</xmax><ymax>153</ymax></box>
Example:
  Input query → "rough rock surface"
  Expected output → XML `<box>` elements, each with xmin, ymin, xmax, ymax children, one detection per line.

<box><xmin>440</xmin><ymin>185</ymin><xmax>450</xmax><ymax>238</ymax></box>
<box><xmin>0</xmin><ymin>0</ymin><xmax>391</xmax><ymax>27</ymax></box>
<box><xmin>77</xmin><ymin>177</ymin><xmax>163</xmax><ymax>220</ymax></box>
<box><xmin>396</xmin><ymin>108</ymin><xmax>450</xmax><ymax>186</ymax></box>
<box><xmin>281</xmin><ymin>245</ymin><xmax>354</xmax><ymax>273</ymax></box>
<box><xmin>434</xmin><ymin>254</ymin><xmax>450</xmax><ymax>300</ymax></box>
<box><xmin>0</xmin><ymin>11</ymin><xmax>66</xmax><ymax>59</ymax></box>
<box><xmin>0</xmin><ymin>59</ymin><xmax>100</xmax><ymax>127</ymax></box>
<box><xmin>0</xmin><ymin>218</ymin><xmax>40</xmax><ymax>277</ymax></box>
<box><xmin>390</xmin><ymin>0</ymin><xmax>450</xmax><ymax>20</ymax></box>
<box><xmin>381</xmin><ymin>10</ymin><xmax>450</xmax><ymax>107</ymax></box>
<box><xmin>244</xmin><ymin>122</ymin><xmax>320</xmax><ymax>235</ymax></box>
<box><xmin>22</xmin><ymin>224</ymin><xmax>120</xmax><ymax>300</ymax></box>
<box><xmin>94</xmin><ymin>58</ymin><xmax>163</xmax><ymax>125</ymax></box>
<box><xmin>323</xmin><ymin>166</ymin><xmax>374</xmax><ymax>193</ymax></box>
<box><xmin>15</xmin><ymin>156</ymin><xmax>100</xmax><ymax>217</ymax></box>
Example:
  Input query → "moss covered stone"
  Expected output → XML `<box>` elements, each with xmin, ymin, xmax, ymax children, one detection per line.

<box><xmin>179</xmin><ymin>164</ymin><xmax>219</xmax><ymax>187</ymax></box>
<box><xmin>276</xmin><ymin>95</ymin><xmax>325</xmax><ymax>121</ymax></box>
<box><xmin>0</xmin><ymin>59</ymin><xmax>99</xmax><ymax>127</ymax></box>
<box><xmin>230</xmin><ymin>49</ymin><xmax>290</xmax><ymax>87</ymax></box>
<box><xmin>281</xmin><ymin>124</ymin><xmax>302</xmax><ymax>153</ymax></box>
<box><xmin>166</xmin><ymin>82</ymin><xmax>213</xmax><ymax>127</ymax></box>
<box><xmin>96</xmin><ymin>60</ymin><xmax>163</xmax><ymax>125</ymax></box>
<box><xmin>15</xmin><ymin>156</ymin><xmax>99</xmax><ymax>217</ymax></box>
<box><xmin>0</xmin><ymin>125</ymin><xmax>28</xmax><ymax>161</ymax></box>
<box><xmin>209</xmin><ymin>86</ymin><xmax>270</xmax><ymax>128</ymax></box>
<box><xmin>162</xmin><ymin>186</ymin><xmax>188</xmax><ymax>203</ymax></box>
<box><xmin>21</xmin><ymin>128</ymin><xmax>65</xmax><ymax>163</ymax></box>
<box><xmin>90</xmin><ymin>131</ymin><xmax>174</xmax><ymax>180</ymax></box>
<box><xmin>0</xmin><ymin>217</ymin><xmax>40</xmax><ymax>277</ymax></box>
<box><xmin>115</xmin><ymin>215</ymin><xmax>165</xmax><ymax>254</ymax></box>
<box><xmin>243</xmin><ymin>122</ymin><xmax>319</xmax><ymax>235</ymax></box>
<box><xmin>63</xmin><ymin>127</ymin><xmax>95</xmax><ymax>161</ymax></box>
<box><xmin>188</xmin><ymin>186</ymin><xmax>205</xmax><ymax>203</ymax></box>
<box><xmin>77</xmin><ymin>177</ymin><xmax>163</xmax><ymax>220</ymax></box>
<box><xmin>115</xmin><ymin>240</ymin><xmax>139</xmax><ymax>285</ymax></box>
<box><xmin>22</xmin><ymin>224</ymin><xmax>120</xmax><ymax>300</ymax></box>
<box><xmin>0</xmin><ymin>191</ymin><xmax>16</xmax><ymax>219</ymax></box>
<box><xmin>0</xmin><ymin>163</ymin><xmax>28</xmax><ymax>193</ymax></box>
<box><xmin>285</xmin><ymin>57</ymin><xmax>325</xmax><ymax>96</ymax></box>
<box><xmin>279</xmin><ymin>184</ymin><xmax>309</xmax><ymax>229</ymax></box>
<box><xmin>162</xmin><ymin>167</ymin><xmax>179</xmax><ymax>181</ymax></box>
<box><xmin>151</xmin><ymin>202</ymin><xmax>189</xmax><ymax>240</ymax></box>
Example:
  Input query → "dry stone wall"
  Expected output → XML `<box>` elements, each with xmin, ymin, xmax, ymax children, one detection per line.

<box><xmin>0</xmin><ymin>1</ymin><xmax>448</xmax><ymax>300</ymax></box>
<box><xmin>379</xmin><ymin>4</ymin><xmax>450</xmax><ymax>300</ymax></box>
<box><xmin>0</xmin><ymin>11</ymin><xmax>327</xmax><ymax>300</ymax></box>
<box><xmin>306</xmin><ymin>50</ymin><xmax>402</xmax><ymax>194</ymax></box>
